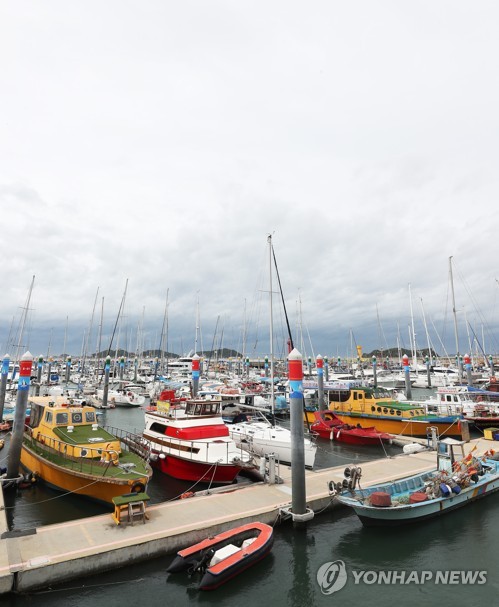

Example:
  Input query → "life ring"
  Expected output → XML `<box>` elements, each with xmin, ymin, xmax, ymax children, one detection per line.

<box><xmin>131</xmin><ymin>481</ymin><xmax>146</xmax><ymax>494</ymax></box>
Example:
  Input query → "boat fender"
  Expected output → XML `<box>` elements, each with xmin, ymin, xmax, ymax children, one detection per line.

<box><xmin>131</xmin><ymin>481</ymin><xmax>146</xmax><ymax>493</ymax></box>
<box><xmin>440</xmin><ymin>483</ymin><xmax>451</xmax><ymax>497</ymax></box>
<box><xmin>180</xmin><ymin>491</ymin><xmax>195</xmax><ymax>499</ymax></box>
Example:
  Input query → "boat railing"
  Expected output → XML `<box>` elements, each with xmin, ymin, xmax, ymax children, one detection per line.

<box><xmin>22</xmin><ymin>430</ymin><xmax>115</xmax><ymax>475</ymax></box>
<box><xmin>149</xmin><ymin>434</ymin><xmax>250</xmax><ymax>465</ymax></box>
<box><xmin>22</xmin><ymin>426</ymin><xmax>150</xmax><ymax>474</ymax></box>
<box><xmin>103</xmin><ymin>425</ymin><xmax>152</xmax><ymax>461</ymax></box>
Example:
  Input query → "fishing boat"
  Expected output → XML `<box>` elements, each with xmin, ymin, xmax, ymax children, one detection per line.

<box><xmin>166</xmin><ymin>522</ymin><xmax>274</xmax><ymax>590</ymax></box>
<box><xmin>310</xmin><ymin>410</ymin><xmax>393</xmax><ymax>445</ymax></box>
<box><xmin>20</xmin><ymin>397</ymin><xmax>152</xmax><ymax>505</ymax></box>
<box><xmin>328</xmin><ymin>385</ymin><xmax>463</xmax><ymax>438</ymax></box>
<box><xmin>334</xmin><ymin>438</ymin><xmax>499</xmax><ymax>526</ymax></box>
<box><xmin>143</xmin><ymin>399</ymin><xmax>255</xmax><ymax>484</ymax></box>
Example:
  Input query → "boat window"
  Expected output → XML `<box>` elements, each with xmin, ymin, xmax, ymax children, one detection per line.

<box><xmin>56</xmin><ymin>412</ymin><xmax>69</xmax><ymax>425</ymax></box>
<box><xmin>72</xmin><ymin>412</ymin><xmax>83</xmax><ymax>424</ymax></box>
<box><xmin>45</xmin><ymin>411</ymin><xmax>53</xmax><ymax>424</ymax></box>
<box><xmin>383</xmin><ymin>408</ymin><xmax>388</xmax><ymax>414</ymax></box>
<box><xmin>389</xmin><ymin>409</ymin><xmax>394</xmax><ymax>415</ymax></box>
<box><xmin>419</xmin><ymin>410</ymin><xmax>424</xmax><ymax>415</ymax></box>
<box><xmin>371</xmin><ymin>406</ymin><xmax>376</xmax><ymax>412</ymax></box>
<box><xmin>396</xmin><ymin>410</ymin><xmax>401</xmax><ymax>416</ymax></box>
<box><xmin>150</xmin><ymin>422</ymin><xmax>168</xmax><ymax>434</ymax></box>
<box><xmin>194</xmin><ymin>404</ymin><xmax>202</xmax><ymax>415</ymax></box>
<box><xmin>377</xmin><ymin>407</ymin><xmax>382</xmax><ymax>412</ymax></box>
<box><xmin>410</xmin><ymin>411</ymin><xmax>414</xmax><ymax>417</ymax></box>
<box><xmin>85</xmin><ymin>412</ymin><xmax>96</xmax><ymax>423</ymax></box>
<box><xmin>453</xmin><ymin>396</ymin><xmax>458</xmax><ymax>403</ymax></box>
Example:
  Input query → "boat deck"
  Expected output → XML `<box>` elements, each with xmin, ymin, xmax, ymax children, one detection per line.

<box><xmin>0</xmin><ymin>437</ymin><xmax>493</xmax><ymax>594</ymax></box>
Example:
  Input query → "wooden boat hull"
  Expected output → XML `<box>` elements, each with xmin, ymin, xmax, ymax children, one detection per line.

<box><xmin>20</xmin><ymin>445</ymin><xmax>150</xmax><ymax>505</ymax></box>
<box><xmin>330</xmin><ymin>412</ymin><xmax>462</xmax><ymax>438</ymax></box>
<box><xmin>167</xmin><ymin>521</ymin><xmax>274</xmax><ymax>590</ymax></box>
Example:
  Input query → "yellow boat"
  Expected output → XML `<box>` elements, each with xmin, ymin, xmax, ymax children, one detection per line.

<box><xmin>328</xmin><ymin>386</ymin><xmax>462</xmax><ymax>438</ymax></box>
<box><xmin>21</xmin><ymin>397</ymin><xmax>153</xmax><ymax>505</ymax></box>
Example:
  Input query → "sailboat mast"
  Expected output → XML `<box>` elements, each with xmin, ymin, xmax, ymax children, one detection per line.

<box><xmin>13</xmin><ymin>275</ymin><xmax>35</xmax><ymax>375</ymax></box>
<box><xmin>420</xmin><ymin>297</ymin><xmax>433</xmax><ymax>365</ymax></box>
<box><xmin>268</xmin><ymin>235</ymin><xmax>275</xmax><ymax>419</ymax></box>
<box><xmin>96</xmin><ymin>297</ymin><xmax>104</xmax><ymax>381</ymax></box>
<box><xmin>194</xmin><ymin>292</ymin><xmax>200</xmax><ymax>355</ymax></box>
<box><xmin>449</xmin><ymin>257</ymin><xmax>461</xmax><ymax>376</ymax></box>
<box><xmin>159</xmin><ymin>290</ymin><xmax>169</xmax><ymax>375</ymax></box>
<box><xmin>62</xmin><ymin>315</ymin><xmax>68</xmax><ymax>360</ymax></box>
<box><xmin>408</xmin><ymin>283</ymin><xmax>417</xmax><ymax>370</ymax></box>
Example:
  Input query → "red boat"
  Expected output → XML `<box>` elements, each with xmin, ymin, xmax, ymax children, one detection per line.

<box><xmin>311</xmin><ymin>410</ymin><xmax>393</xmax><ymax>446</ymax></box>
<box><xmin>167</xmin><ymin>522</ymin><xmax>274</xmax><ymax>590</ymax></box>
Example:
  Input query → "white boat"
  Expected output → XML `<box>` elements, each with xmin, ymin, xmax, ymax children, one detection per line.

<box><xmin>96</xmin><ymin>381</ymin><xmax>146</xmax><ymax>407</ymax></box>
<box><xmin>411</xmin><ymin>366</ymin><xmax>461</xmax><ymax>388</ymax></box>
<box><xmin>143</xmin><ymin>399</ymin><xmax>254</xmax><ymax>483</ymax></box>
<box><xmin>227</xmin><ymin>412</ymin><xmax>317</xmax><ymax>468</ymax></box>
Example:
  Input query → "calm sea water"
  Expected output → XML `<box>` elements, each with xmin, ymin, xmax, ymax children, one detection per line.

<box><xmin>2</xmin><ymin>391</ymin><xmax>497</xmax><ymax>607</ymax></box>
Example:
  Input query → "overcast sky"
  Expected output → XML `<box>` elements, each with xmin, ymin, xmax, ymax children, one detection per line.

<box><xmin>1</xmin><ymin>1</ymin><xmax>498</xmax><ymax>362</ymax></box>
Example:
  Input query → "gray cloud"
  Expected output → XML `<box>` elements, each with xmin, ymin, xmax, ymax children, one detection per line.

<box><xmin>1</xmin><ymin>1</ymin><xmax>498</xmax><ymax>359</ymax></box>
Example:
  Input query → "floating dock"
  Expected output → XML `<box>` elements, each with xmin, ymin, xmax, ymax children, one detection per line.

<box><xmin>0</xmin><ymin>437</ymin><xmax>492</xmax><ymax>595</ymax></box>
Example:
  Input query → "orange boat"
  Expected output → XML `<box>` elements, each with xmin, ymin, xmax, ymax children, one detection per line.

<box><xmin>167</xmin><ymin>522</ymin><xmax>274</xmax><ymax>590</ymax></box>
